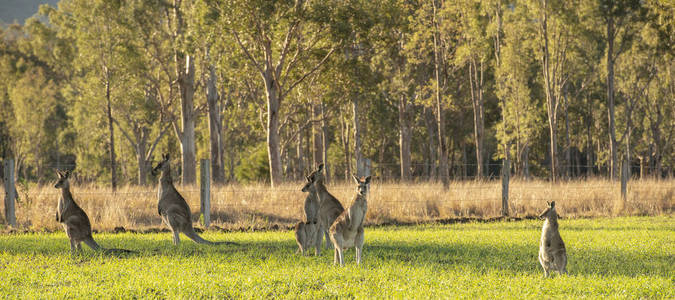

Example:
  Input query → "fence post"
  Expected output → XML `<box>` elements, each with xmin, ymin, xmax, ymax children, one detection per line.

<box><xmin>620</xmin><ymin>157</ymin><xmax>628</xmax><ymax>203</ymax></box>
<box><xmin>200</xmin><ymin>159</ymin><xmax>211</xmax><ymax>228</ymax></box>
<box><xmin>3</xmin><ymin>159</ymin><xmax>16</xmax><ymax>227</ymax></box>
<box><xmin>501</xmin><ymin>158</ymin><xmax>510</xmax><ymax>217</ymax></box>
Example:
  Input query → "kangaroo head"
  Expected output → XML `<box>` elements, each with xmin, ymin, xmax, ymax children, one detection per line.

<box><xmin>301</xmin><ymin>175</ymin><xmax>314</xmax><ymax>192</ymax></box>
<box><xmin>305</xmin><ymin>163</ymin><xmax>325</xmax><ymax>187</ymax></box>
<box><xmin>352</xmin><ymin>174</ymin><xmax>372</xmax><ymax>196</ymax></box>
<box><xmin>54</xmin><ymin>170</ymin><xmax>72</xmax><ymax>189</ymax></box>
<box><xmin>539</xmin><ymin>201</ymin><xmax>558</xmax><ymax>220</ymax></box>
<box><xmin>152</xmin><ymin>153</ymin><xmax>170</xmax><ymax>176</ymax></box>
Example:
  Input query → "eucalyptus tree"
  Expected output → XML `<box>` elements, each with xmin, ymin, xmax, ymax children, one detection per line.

<box><xmin>574</xmin><ymin>0</ymin><xmax>642</xmax><ymax>179</ymax></box>
<box><xmin>494</xmin><ymin>2</ymin><xmax>541</xmax><ymax>178</ymax></box>
<box><xmin>53</xmin><ymin>0</ymin><xmax>138</xmax><ymax>189</ymax></box>
<box><xmin>526</xmin><ymin>0</ymin><xmax>575</xmax><ymax>181</ymax></box>
<box><xmin>449</xmin><ymin>0</ymin><xmax>493</xmax><ymax>179</ymax></box>
<box><xmin>212</xmin><ymin>0</ymin><xmax>339</xmax><ymax>187</ymax></box>
<box><xmin>372</xmin><ymin>0</ymin><xmax>417</xmax><ymax>181</ymax></box>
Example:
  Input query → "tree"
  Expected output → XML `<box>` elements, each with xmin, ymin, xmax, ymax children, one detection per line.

<box><xmin>598</xmin><ymin>0</ymin><xmax>642</xmax><ymax>180</ymax></box>
<box><xmin>219</xmin><ymin>0</ymin><xmax>336</xmax><ymax>186</ymax></box>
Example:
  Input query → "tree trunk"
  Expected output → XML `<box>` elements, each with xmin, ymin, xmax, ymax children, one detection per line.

<box><xmin>398</xmin><ymin>94</ymin><xmax>412</xmax><ymax>181</ymax></box>
<box><xmin>424</xmin><ymin>106</ymin><xmax>438</xmax><ymax>181</ymax></box>
<box><xmin>541</xmin><ymin>0</ymin><xmax>558</xmax><ymax>182</ymax></box>
<box><xmin>564</xmin><ymin>85</ymin><xmax>572</xmax><ymax>178</ymax></box>
<box><xmin>137</xmin><ymin>142</ymin><xmax>148</xmax><ymax>186</ymax></box>
<box><xmin>105</xmin><ymin>71</ymin><xmax>117</xmax><ymax>191</ymax></box>
<box><xmin>207</xmin><ymin>62</ymin><xmax>225</xmax><ymax>184</ymax></box>
<box><xmin>263</xmin><ymin>70</ymin><xmax>283</xmax><ymax>187</ymax></box>
<box><xmin>177</xmin><ymin>55</ymin><xmax>197</xmax><ymax>185</ymax></box>
<box><xmin>321</xmin><ymin>101</ymin><xmax>330</xmax><ymax>183</ymax></box>
<box><xmin>312</xmin><ymin>101</ymin><xmax>323</xmax><ymax>168</ymax></box>
<box><xmin>295</xmin><ymin>123</ymin><xmax>304</xmax><ymax>179</ymax></box>
<box><xmin>586</xmin><ymin>95</ymin><xmax>594</xmax><ymax>176</ymax></box>
<box><xmin>171</xmin><ymin>0</ymin><xmax>197</xmax><ymax>185</ymax></box>
<box><xmin>340</xmin><ymin>116</ymin><xmax>351</xmax><ymax>181</ymax></box>
<box><xmin>432</xmin><ymin>0</ymin><xmax>448</xmax><ymax>188</ymax></box>
<box><xmin>353</xmin><ymin>97</ymin><xmax>364</xmax><ymax>177</ymax></box>
<box><xmin>469</xmin><ymin>60</ymin><xmax>486</xmax><ymax>179</ymax></box>
<box><xmin>607</xmin><ymin>9</ymin><xmax>618</xmax><ymax>181</ymax></box>
<box><xmin>522</xmin><ymin>143</ymin><xmax>530</xmax><ymax>180</ymax></box>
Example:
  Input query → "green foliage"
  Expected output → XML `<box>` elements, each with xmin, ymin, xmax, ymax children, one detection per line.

<box><xmin>235</xmin><ymin>143</ymin><xmax>270</xmax><ymax>183</ymax></box>
<box><xmin>0</xmin><ymin>0</ymin><xmax>673</xmax><ymax>184</ymax></box>
<box><xmin>0</xmin><ymin>217</ymin><xmax>672</xmax><ymax>298</ymax></box>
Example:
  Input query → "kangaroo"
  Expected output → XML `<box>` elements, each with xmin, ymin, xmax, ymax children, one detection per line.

<box><xmin>329</xmin><ymin>175</ymin><xmax>371</xmax><ymax>266</ymax></box>
<box><xmin>538</xmin><ymin>201</ymin><xmax>568</xmax><ymax>277</ymax></box>
<box><xmin>294</xmin><ymin>221</ymin><xmax>318</xmax><ymax>255</ymax></box>
<box><xmin>306</xmin><ymin>164</ymin><xmax>344</xmax><ymax>256</ymax></box>
<box><xmin>152</xmin><ymin>154</ymin><xmax>234</xmax><ymax>245</ymax></box>
<box><xmin>301</xmin><ymin>176</ymin><xmax>320</xmax><ymax>225</ymax></box>
<box><xmin>294</xmin><ymin>176</ymin><xmax>320</xmax><ymax>255</ymax></box>
<box><xmin>54</xmin><ymin>170</ymin><xmax>134</xmax><ymax>254</ymax></box>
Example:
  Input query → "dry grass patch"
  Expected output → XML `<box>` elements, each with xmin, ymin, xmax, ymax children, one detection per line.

<box><xmin>0</xmin><ymin>179</ymin><xmax>673</xmax><ymax>231</ymax></box>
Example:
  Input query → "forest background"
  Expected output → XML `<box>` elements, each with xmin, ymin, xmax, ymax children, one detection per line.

<box><xmin>0</xmin><ymin>0</ymin><xmax>673</xmax><ymax>189</ymax></box>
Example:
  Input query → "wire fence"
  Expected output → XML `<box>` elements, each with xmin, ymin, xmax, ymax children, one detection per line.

<box><xmin>2</xmin><ymin>157</ymin><xmax>674</xmax><ymax>231</ymax></box>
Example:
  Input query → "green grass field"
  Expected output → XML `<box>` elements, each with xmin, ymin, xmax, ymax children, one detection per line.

<box><xmin>1</xmin><ymin>217</ymin><xmax>673</xmax><ymax>299</ymax></box>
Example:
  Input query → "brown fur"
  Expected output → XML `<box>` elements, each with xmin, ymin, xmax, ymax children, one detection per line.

<box><xmin>301</xmin><ymin>177</ymin><xmax>320</xmax><ymax>225</ymax></box>
<box><xmin>55</xmin><ymin>170</ymin><xmax>133</xmax><ymax>254</ymax></box>
<box><xmin>538</xmin><ymin>201</ymin><xmax>568</xmax><ymax>277</ymax></box>
<box><xmin>305</xmin><ymin>164</ymin><xmax>344</xmax><ymax>256</ymax></box>
<box><xmin>152</xmin><ymin>154</ymin><xmax>234</xmax><ymax>245</ymax></box>
<box><xmin>294</xmin><ymin>221</ymin><xmax>318</xmax><ymax>255</ymax></box>
<box><xmin>329</xmin><ymin>175</ymin><xmax>371</xmax><ymax>266</ymax></box>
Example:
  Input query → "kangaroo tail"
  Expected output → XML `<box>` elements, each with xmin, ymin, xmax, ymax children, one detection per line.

<box><xmin>185</xmin><ymin>228</ymin><xmax>238</xmax><ymax>245</ymax></box>
<box><xmin>83</xmin><ymin>237</ymin><xmax>101</xmax><ymax>251</ymax></box>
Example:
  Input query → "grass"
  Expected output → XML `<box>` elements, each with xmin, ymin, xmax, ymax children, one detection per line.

<box><xmin>0</xmin><ymin>217</ymin><xmax>673</xmax><ymax>298</ymax></box>
<box><xmin>1</xmin><ymin>179</ymin><xmax>673</xmax><ymax>232</ymax></box>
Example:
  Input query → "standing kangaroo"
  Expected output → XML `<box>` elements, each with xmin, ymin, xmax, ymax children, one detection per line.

<box><xmin>152</xmin><ymin>154</ymin><xmax>233</xmax><ymax>245</ymax></box>
<box><xmin>329</xmin><ymin>175</ymin><xmax>371</xmax><ymax>266</ymax></box>
<box><xmin>306</xmin><ymin>164</ymin><xmax>344</xmax><ymax>255</ymax></box>
<box><xmin>301</xmin><ymin>176</ymin><xmax>320</xmax><ymax>225</ymax></box>
<box><xmin>54</xmin><ymin>170</ymin><xmax>134</xmax><ymax>254</ymax></box>
<box><xmin>538</xmin><ymin>201</ymin><xmax>568</xmax><ymax>277</ymax></box>
<box><xmin>294</xmin><ymin>177</ymin><xmax>320</xmax><ymax>255</ymax></box>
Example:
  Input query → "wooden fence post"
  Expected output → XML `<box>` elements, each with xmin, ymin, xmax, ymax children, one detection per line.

<box><xmin>3</xmin><ymin>159</ymin><xmax>16</xmax><ymax>227</ymax></box>
<box><xmin>200</xmin><ymin>159</ymin><xmax>211</xmax><ymax>228</ymax></box>
<box><xmin>501</xmin><ymin>158</ymin><xmax>510</xmax><ymax>217</ymax></box>
<box><xmin>620</xmin><ymin>157</ymin><xmax>628</xmax><ymax>203</ymax></box>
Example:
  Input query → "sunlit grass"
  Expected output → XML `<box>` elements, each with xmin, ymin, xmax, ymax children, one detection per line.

<box><xmin>0</xmin><ymin>217</ymin><xmax>672</xmax><ymax>298</ymax></box>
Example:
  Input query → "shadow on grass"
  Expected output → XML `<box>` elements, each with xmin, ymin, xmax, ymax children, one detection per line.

<box><xmin>0</xmin><ymin>233</ymin><xmax>670</xmax><ymax>278</ymax></box>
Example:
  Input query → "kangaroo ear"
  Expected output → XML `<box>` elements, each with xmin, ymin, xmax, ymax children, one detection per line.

<box><xmin>305</xmin><ymin>176</ymin><xmax>311</xmax><ymax>183</ymax></box>
<box><xmin>56</xmin><ymin>170</ymin><xmax>62</xmax><ymax>178</ymax></box>
<box><xmin>352</xmin><ymin>174</ymin><xmax>360</xmax><ymax>184</ymax></box>
<box><xmin>64</xmin><ymin>170</ymin><xmax>72</xmax><ymax>178</ymax></box>
<box><xmin>364</xmin><ymin>176</ymin><xmax>372</xmax><ymax>184</ymax></box>
<box><xmin>546</xmin><ymin>201</ymin><xmax>551</xmax><ymax>207</ymax></box>
<box><xmin>163</xmin><ymin>153</ymin><xmax>169</xmax><ymax>161</ymax></box>
<box><xmin>317</xmin><ymin>163</ymin><xmax>324</xmax><ymax>172</ymax></box>
<box><xmin>550</xmin><ymin>201</ymin><xmax>556</xmax><ymax>208</ymax></box>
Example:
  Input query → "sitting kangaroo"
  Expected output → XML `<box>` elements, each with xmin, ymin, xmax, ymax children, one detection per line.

<box><xmin>306</xmin><ymin>164</ymin><xmax>345</xmax><ymax>256</ymax></box>
<box><xmin>538</xmin><ymin>201</ymin><xmax>568</xmax><ymax>277</ymax></box>
<box><xmin>54</xmin><ymin>170</ymin><xmax>134</xmax><ymax>254</ymax></box>
<box><xmin>294</xmin><ymin>176</ymin><xmax>320</xmax><ymax>255</ymax></box>
<box><xmin>294</xmin><ymin>221</ymin><xmax>318</xmax><ymax>255</ymax></box>
<box><xmin>152</xmin><ymin>154</ymin><xmax>234</xmax><ymax>245</ymax></box>
<box><xmin>329</xmin><ymin>175</ymin><xmax>371</xmax><ymax>266</ymax></box>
